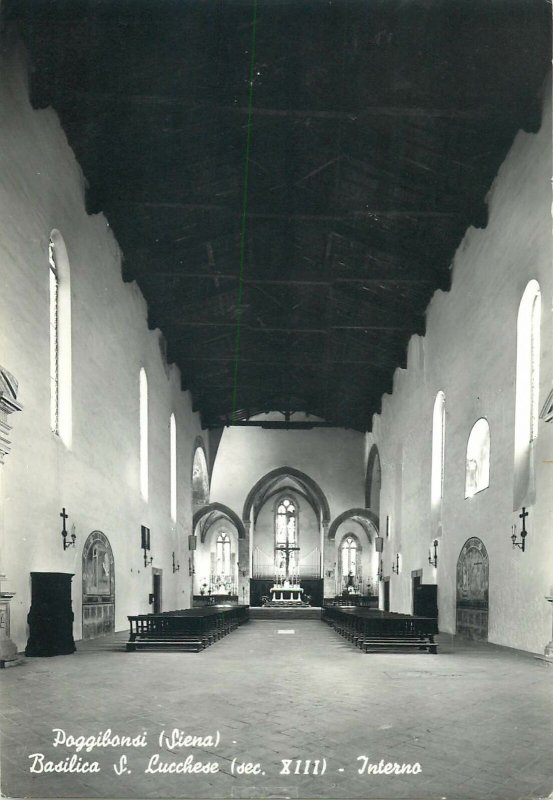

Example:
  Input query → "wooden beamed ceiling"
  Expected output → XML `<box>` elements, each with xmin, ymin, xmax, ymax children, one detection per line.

<box><xmin>6</xmin><ymin>0</ymin><xmax>550</xmax><ymax>430</ymax></box>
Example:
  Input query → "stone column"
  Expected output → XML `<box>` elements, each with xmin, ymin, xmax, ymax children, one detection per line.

<box><xmin>0</xmin><ymin>367</ymin><xmax>23</xmax><ymax>666</ymax></box>
<box><xmin>238</xmin><ymin>535</ymin><xmax>250</xmax><ymax>605</ymax></box>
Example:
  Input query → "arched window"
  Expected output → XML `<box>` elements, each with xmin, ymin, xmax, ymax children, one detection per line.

<box><xmin>48</xmin><ymin>231</ymin><xmax>72</xmax><ymax>445</ymax></box>
<box><xmin>139</xmin><ymin>368</ymin><xmax>148</xmax><ymax>501</ymax></box>
<box><xmin>431</xmin><ymin>391</ymin><xmax>446</xmax><ymax>507</ymax></box>
<box><xmin>169</xmin><ymin>413</ymin><xmax>177</xmax><ymax>522</ymax></box>
<box><xmin>49</xmin><ymin>240</ymin><xmax>59</xmax><ymax>433</ymax></box>
<box><xmin>514</xmin><ymin>280</ymin><xmax>541</xmax><ymax>508</ymax></box>
<box><xmin>274</xmin><ymin>498</ymin><xmax>298</xmax><ymax>572</ymax></box>
<box><xmin>341</xmin><ymin>535</ymin><xmax>358</xmax><ymax>577</ymax></box>
<box><xmin>465</xmin><ymin>418</ymin><xmax>490</xmax><ymax>498</ymax></box>
<box><xmin>216</xmin><ymin>532</ymin><xmax>231</xmax><ymax>577</ymax></box>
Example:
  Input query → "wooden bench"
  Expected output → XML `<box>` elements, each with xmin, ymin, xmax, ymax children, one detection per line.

<box><xmin>126</xmin><ymin>605</ymin><xmax>249</xmax><ymax>652</ymax></box>
<box><xmin>322</xmin><ymin>605</ymin><xmax>438</xmax><ymax>654</ymax></box>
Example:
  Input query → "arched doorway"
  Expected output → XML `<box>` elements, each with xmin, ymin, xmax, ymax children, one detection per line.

<box><xmin>82</xmin><ymin>531</ymin><xmax>115</xmax><ymax>640</ymax></box>
<box><xmin>456</xmin><ymin>537</ymin><xmax>489</xmax><ymax>640</ymax></box>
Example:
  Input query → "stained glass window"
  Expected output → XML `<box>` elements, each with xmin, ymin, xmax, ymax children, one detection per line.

<box><xmin>275</xmin><ymin>498</ymin><xmax>298</xmax><ymax>571</ymax></box>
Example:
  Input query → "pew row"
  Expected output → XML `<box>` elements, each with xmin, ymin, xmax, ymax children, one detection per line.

<box><xmin>322</xmin><ymin>605</ymin><xmax>438</xmax><ymax>654</ymax></box>
<box><xmin>126</xmin><ymin>605</ymin><xmax>249</xmax><ymax>652</ymax></box>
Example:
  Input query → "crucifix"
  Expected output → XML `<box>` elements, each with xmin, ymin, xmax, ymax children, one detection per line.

<box><xmin>512</xmin><ymin>507</ymin><xmax>529</xmax><ymax>552</ymax></box>
<box><xmin>60</xmin><ymin>507</ymin><xmax>76</xmax><ymax>550</ymax></box>
<box><xmin>275</xmin><ymin>541</ymin><xmax>300</xmax><ymax>580</ymax></box>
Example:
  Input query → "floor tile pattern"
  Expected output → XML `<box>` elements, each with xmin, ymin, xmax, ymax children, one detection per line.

<box><xmin>1</xmin><ymin>620</ymin><xmax>552</xmax><ymax>800</ymax></box>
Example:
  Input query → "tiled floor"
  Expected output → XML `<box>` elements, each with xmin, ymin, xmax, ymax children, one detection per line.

<box><xmin>1</xmin><ymin>619</ymin><xmax>552</xmax><ymax>800</ymax></box>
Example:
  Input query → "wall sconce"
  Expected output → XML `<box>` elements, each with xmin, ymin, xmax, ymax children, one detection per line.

<box><xmin>377</xmin><ymin>559</ymin><xmax>384</xmax><ymax>582</ymax></box>
<box><xmin>428</xmin><ymin>539</ymin><xmax>438</xmax><ymax>568</ymax></box>
<box><xmin>60</xmin><ymin>508</ymin><xmax>76</xmax><ymax>550</ymax></box>
<box><xmin>141</xmin><ymin>525</ymin><xmax>153</xmax><ymax>567</ymax></box>
<box><xmin>237</xmin><ymin>562</ymin><xmax>247</xmax><ymax>577</ymax></box>
<box><xmin>392</xmin><ymin>553</ymin><xmax>400</xmax><ymax>574</ymax></box>
<box><xmin>511</xmin><ymin>507</ymin><xmax>529</xmax><ymax>552</ymax></box>
<box><xmin>188</xmin><ymin>557</ymin><xmax>195</xmax><ymax>576</ymax></box>
<box><xmin>172</xmin><ymin>552</ymin><xmax>180</xmax><ymax>573</ymax></box>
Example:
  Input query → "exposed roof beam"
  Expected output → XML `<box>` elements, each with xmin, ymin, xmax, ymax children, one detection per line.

<box><xmin>130</xmin><ymin>272</ymin><xmax>436</xmax><ymax>285</ymax></box>
<box><xmin>118</xmin><ymin>201</ymin><xmax>462</xmax><ymax>220</ymax></box>
<box><xmin>169</xmin><ymin>322</ymin><xmax>416</xmax><ymax>332</ymax></box>
<box><xmin>51</xmin><ymin>90</ymin><xmax>525</xmax><ymax>121</ymax></box>
<box><xmin>176</xmin><ymin>356</ymin><xmax>396</xmax><ymax>366</ymax></box>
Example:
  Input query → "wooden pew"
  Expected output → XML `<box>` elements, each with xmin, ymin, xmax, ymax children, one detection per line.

<box><xmin>322</xmin><ymin>605</ymin><xmax>438</xmax><ymax>654</ymax></box>
<box><xmin>126</xmin><ymin>605</ymin><xmax>249</xmax><ymax>652</ymax></box>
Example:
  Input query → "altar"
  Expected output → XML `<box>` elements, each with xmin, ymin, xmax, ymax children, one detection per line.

<box><xmin>270</xmin><ymin>579</ymin><xmax>304</xmax><ymax>603</ymax></box>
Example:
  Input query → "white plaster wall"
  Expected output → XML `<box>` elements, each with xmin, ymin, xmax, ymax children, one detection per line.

<box><xmin>370</xmin><ymin>78</ymin><xmax>553</xmax><ymax>654</ymax></box>
<box><xmin>0</xmin><ymin>43</ymin><xmax>206</xmax><ymax>649</ymax></box>
<box><xmin>210</xmin><ymin>415</ymin><xmax>366</xmax><ymax>522</ymax></box>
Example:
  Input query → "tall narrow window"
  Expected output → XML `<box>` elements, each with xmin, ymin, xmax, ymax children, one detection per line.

<box><xmin>170</xmin><ymin>413</ymin><xmax>177</xmax><ymax>521</ymax></box>
<box><xmin>465</xmin><ymin>418</ymin><xmax>490</xmax><ymax>498</ymax></box>
<box><xmin>341</xmin><ymin>535</ymin><xmax>358</xmax><ymax>577</ymax></box>
<box><xmin>48</xmin><ymin>231</ymin><xmax>72</xmax><ymax>446</ymax></box>
<box><xmin>514</xmin><ymin>280</ymin><xmax>541</xmax><ymax>508</ymax></box>
<box><xmin>431</xmin><ymin>391</ymin><xmax>446</xmax><ymax>507</ymax></box>
<box><xmin>49</xmin><ymin>240</ymin><xmax>59</xmax><ymax>434</ymax></box>
<box><xmin>216</xmin><ymin>532</ymin><xmax>231</xmax><ymax>577</ymax></box>
<box><xmin>139</xmin><ymin>368</ymin><xmax>149</xmax><ymax>501</ymax></box>
<box><xmin>275</xmin><ymin>498</ymin><xmax>298</xmax><ymax>572</ymax></box>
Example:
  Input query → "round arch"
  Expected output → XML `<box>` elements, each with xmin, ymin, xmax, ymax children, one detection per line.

<box><xmin>242</xmin><ymin>466</ymin><xmax>331</xmax><ymax>524</ymax></box>
<box><xmin>328</xmin><ymin>508</ymin><xmax>379</xmax><ymax>542</ymax></box>
<box><xmin>193</xmin><ymin>502</ymin><xmax>246</xmax><ymax>542</ymax></box>
<box><xmin>191</xmin><ymin>437</ymin><xmax>210</xmax><ymax>510</ymax></box>
<box><xmin>82</xmin><ymin>530</ymin><xmax>115</xmax><ymax>640</ymax></box>
<box><xmin>365</xmin><ymin>445</ymin><xmax>381</xmax><ymax>513</ymax></box>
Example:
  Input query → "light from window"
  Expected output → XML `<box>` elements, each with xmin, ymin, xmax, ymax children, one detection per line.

<box><xmin>341</xmin><ymin>535</ymin><xmax>358</xmax><ymax>577</ymax></box>
<box><xmin>48</xmin><ymin>232</ymin><xmax>72</xmax><ymax>446</ymax></box>
<box><xmin>49</xmin><ymin>240</ymin><xmax>59</xmax><ymax>433</ymax></box>
<box><xmin>465</xmin><ymin>418</ymin><xmax>490</xmax><ymax>498</ymax></box>
<box><xmin>431</xmin><ymin>391</ymin><xmax>446</xmax><ymax>507</ymax></box>
<box><xmin>139</xmin><ymin>368</ymin><xmax>148</xmax><ymax>501</ymax></box>
<box><xmin>216</xmin><ymin>532</ymin><xmax>231</xmax><ymax>576</ymax></box>
<box><xmin>170</xmin><ymin>413</ymin><xmax>177</xmax><ymax>521</ymax></box>
<box><xmin>275</xmin><ymin>498</ymin><xmax>298</xmax><ymax>571</ymax></box>
<box><xmin>514</xmin><ymin>280</ymin><xmax>541</xmax><ymax>507</ymax></box>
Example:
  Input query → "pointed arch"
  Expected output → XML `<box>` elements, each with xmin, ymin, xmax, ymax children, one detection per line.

<box><xmin>328</xmin><ymin>508</ymin><xmax>379</xmax><ymax>542</ymax></box>
<box><xmin>193</xmin><ymin>502</ymin><xmax>246</xmax><ymax>542</ymax></box>
<box><xmin>242</xmin><ymin>467</ymin><xmax>330</xmax><ymax>524</ymax></box>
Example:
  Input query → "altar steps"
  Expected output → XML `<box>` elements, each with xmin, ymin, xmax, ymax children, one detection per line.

<box><xmin>249</xmin><ymin>607</ymin><xmax>322</xmax><ymax>620</ymax></box>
